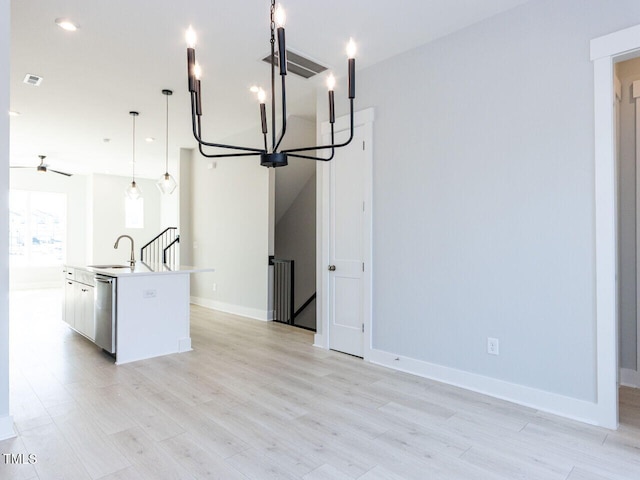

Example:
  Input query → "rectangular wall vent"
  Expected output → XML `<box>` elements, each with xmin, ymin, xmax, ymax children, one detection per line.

<box><xmin>23</xmin><ymin>74</ymin><xmax>43</xmax><ymax>86</ymax></box>
<box><xmin>262</xmin><ymin>50</ymin><xmax>327</xmax><ymax>79</ymax></box>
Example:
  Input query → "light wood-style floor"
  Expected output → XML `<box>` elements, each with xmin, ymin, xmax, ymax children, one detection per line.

<box><xmin>2</xmin><ymin>289</ymin><xmax>640</xmax><ymax>480</ymax></box>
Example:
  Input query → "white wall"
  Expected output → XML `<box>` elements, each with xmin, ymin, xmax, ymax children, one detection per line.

<box><xmin>178</xmin><ymin>148</ymin><xmax>193</xmax><ymax>266</ymax></box>
<box><xmin>90</xmin><ymin>174</ymin><xmax>162</xmax><ymax>265</ymax></box>
<box><xmin>0</xmin><ymin>0</ymin><xmax>12</xmax><ymax>441</ymax></box>
<box><xmin>189</xmin><ymin>136</ymin><xmax>273</xmax><ymax>320</ymax></box>
<box><xmin>320</xmin><ymin>0</ymin><xmax>640</xmax><ymax>404</ymax></box>
<box><xmin>9</xmin><ymin>169</ymin><xmax>87</xmax><ymax>289</ymax></box>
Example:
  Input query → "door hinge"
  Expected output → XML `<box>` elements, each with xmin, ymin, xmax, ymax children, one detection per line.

<box><xmin>362</xmin><ymin>323</ymin><xmax>365</xmax><ymax>333</ymax></box>
<box><xmin>363</xmin><ymin>140</ymin><xmax>365</xmax><ymax>150</ymax></box>
<box><xmin>362</xmin><ymin>262</ymin><xmax>365</xmax><ymax>272</ymax></box>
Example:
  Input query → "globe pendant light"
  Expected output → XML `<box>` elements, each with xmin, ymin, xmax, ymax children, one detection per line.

<box><xmin>125</xmin><ymin>111</ymin><xmax>142</xmax><ymax>200</ymax></box>
<box><xmin>156</xmin><ymin>89</ymin><xmax>177</xmax><ymax>195</ymax></box>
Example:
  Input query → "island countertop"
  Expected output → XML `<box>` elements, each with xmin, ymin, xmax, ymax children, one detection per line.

<box><xmin>68</xmin><ymin>263</ymin><xmax>214</xmax><ymax>278</ymax></box>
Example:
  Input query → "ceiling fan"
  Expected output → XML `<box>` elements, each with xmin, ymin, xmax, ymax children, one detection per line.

<box><xmin>10</xmin><ymin>155</ymin><xmax>72</xmax><ymax>177</ymax></box>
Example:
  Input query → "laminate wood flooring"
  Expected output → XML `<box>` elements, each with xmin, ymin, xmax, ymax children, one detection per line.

<box><xmin>1</xmin><ymin>289</ymin><xmax>639</xmax><ymax>479</ymax></box>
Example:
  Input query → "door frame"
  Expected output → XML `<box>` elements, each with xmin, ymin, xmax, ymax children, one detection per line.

<box><xmin>315</xmin><ymin>108</ymin><xmax>374</xmax><ymax>360</ymax></box>
<box><xmin>591</xmin><ymin>23</ymin><xmax>640</xmax><ymax>429</ymax></box>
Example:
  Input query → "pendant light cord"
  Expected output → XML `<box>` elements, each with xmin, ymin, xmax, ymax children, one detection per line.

<box><xmin>165</xmin><ymin>92</ymin><xmax>169</xmax><ymax>174</ymax></box>
<box><xmin>132</xmin><ymin>113</ymin><xmax>136</xmax><ymax>182</ymax></box>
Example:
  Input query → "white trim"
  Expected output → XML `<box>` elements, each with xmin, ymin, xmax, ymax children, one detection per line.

<box><xmin>591</xmin><ymin>24</ymin><xmax>640</xmax><ymax>61</ymax></box>
<box><xmin>369</xmin><ymin>349</ymin><xmax>601</xmax><ymax>426</ymax></box>
<box><xmin>190</xmin><ymin>296</ymin><xmax>272</xmax><ymax>322</ymax></box>
<box><xmin>620</xmin><ymin>368</ymin><xmax>640</xmax><ymax>388</ymax></box>
<box><xmin>589</xmin><ymin>25</ymin><xmax>640</xmax><ymax>429</ymax></box>
<box><xmin>315</xmin><ymin>108</ymin><xmax>374</xmax><ymax>357</ymax></box>
<box><xmin>0</xmin><ymin>415</ymin><xmax>15</xmax><ymax>441</ymax></box>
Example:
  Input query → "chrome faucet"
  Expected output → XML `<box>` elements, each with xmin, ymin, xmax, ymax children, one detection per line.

<box><xmin>114</xmin><ymin>235</ymin><xmax>135</xmax><ymax>267</ymax></box>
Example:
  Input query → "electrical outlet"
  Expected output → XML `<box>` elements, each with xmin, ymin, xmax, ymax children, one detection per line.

<box><xmin>487</xmin><ymin>337</ymin><xmax>499</xmax><ymax>355</ymax></box>
<box><xmin>212</xmin><ymin>283</ymin><xmax>217</xmax><ymax>292</ymax></box>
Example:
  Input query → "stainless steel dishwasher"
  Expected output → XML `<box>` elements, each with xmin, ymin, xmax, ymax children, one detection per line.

<box><xmin>94</xmin><ymin>275</ymin><xmax>116</xmax><ymax>354</ymax></box>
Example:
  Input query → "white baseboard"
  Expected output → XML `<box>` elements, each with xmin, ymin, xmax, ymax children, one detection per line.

<box><xmin>0</xmin><ymin>415</ymin><xmax>15</xmax><ymax>441</ymax></box>
<box><xmin>190</xmin><ymin>296</ymin><xmax>272</xmax><ymax>322</ymax></box>
<box><xmin>368</xmin><ymin>349</ymin><xmax>602</xmax><ymax>426</ymax></box>
<box><xmin>620</xmin><ymin>368</ymin><xmax>640</xmax><ymax>388</ymax></box>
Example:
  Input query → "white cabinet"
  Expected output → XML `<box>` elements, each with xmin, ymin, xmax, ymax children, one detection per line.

<box><xmin>63</xmin><ymin>268</ymin><xmax>96</xmax><ymax>341</ymax></box>
<box><xmin>64</xmin><ymin>277</ymin><xmax>76</xmax><ymax>329</ymax></box>
<box><xmin>75</xmin><ymin>283</ymin><xmax>95</xmax><ymax>340</ymax></box>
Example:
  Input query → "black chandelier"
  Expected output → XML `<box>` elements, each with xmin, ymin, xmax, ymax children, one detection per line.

<box><xmin>185</xmin><ymin>0</ymin><xmax>356</xmax><ymax>168</ymax></box>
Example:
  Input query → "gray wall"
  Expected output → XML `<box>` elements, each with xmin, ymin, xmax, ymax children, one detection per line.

<box><xmin>0</xmin><ymin>0</ymin><xmax>9</xmax><ymax>433</ymax></box>
<box><xmin>275</xmin><ymin>173</ymin><xmax>316</xmax><ymax>316</ymax></box>
<box><xmin>616</xmin><ymin>58</ymin><xmax>640</xmax><ymax>371</ymax></box>
<box><xmin>90</xmin><ymin>174</ymin><xmax>162</xmax><ymax>266</ymax></box>
<box><xmin>179</xmin><ymin>148</ymin><xmax>193</xmax><ymax>267</ymax></box>
<box><xmin>324</xmin><ymin>0</ymin><xmax>640</xmax><ymax>402</ymax></box>
<box><xmin>189</xmin><ymin>129</ymin><xmax>272</xmax><ymax>317</ymax></box>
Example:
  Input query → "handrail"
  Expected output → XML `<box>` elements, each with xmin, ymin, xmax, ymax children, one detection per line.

<box><xmin>294</xmin><ymin>292</ymin><xmax>316</xmax><ymax>319</ymax></box>
<box><xmin>163</xmin><ymin>235</ymin><xmax>180</xmax><ymax>264</ymax></box>
<box><xmin>140</xmin><ymin>227</ymin><xmax>177</xmax><ymax>261</ymax></box>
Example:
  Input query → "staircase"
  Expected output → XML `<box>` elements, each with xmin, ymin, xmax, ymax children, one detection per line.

<box><xmin>140</xmin><ymin>227</ymin><xmax>180</xmax><ymax>267</ymax></box>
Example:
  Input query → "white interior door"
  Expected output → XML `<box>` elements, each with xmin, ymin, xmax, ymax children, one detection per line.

<box><xmin>327</xmin><ymin>126</ymin><xmax>366</xmax><ymax>357</ymax></box>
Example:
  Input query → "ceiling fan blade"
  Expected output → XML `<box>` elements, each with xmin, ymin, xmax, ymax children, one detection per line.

<box><xmin>9</xmin><ymin>166</ymin><xmax>32</xmax><ymax>169</ymax></box>
<box><xmin>49</xmin><ymin>169</ymin><xmax>73</xmax><ymax>177</ymax></box>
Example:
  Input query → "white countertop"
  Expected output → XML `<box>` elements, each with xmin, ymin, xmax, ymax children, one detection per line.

<box><xmin>68</xmin><ymin>263</ymin><xmax>214</xmax><ymax>278</ymax></box>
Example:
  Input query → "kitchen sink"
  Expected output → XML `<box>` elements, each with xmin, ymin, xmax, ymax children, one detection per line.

<box><xmin>88</xmin><ymin>264</ymin><xmax>131</xmax><ymax>269</ymax></box>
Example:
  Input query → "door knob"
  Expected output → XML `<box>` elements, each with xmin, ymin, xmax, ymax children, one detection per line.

<box><xmin>328</xmin><ymin>265</ymin><xmax>336</xmax><ymax>271</ymax></box>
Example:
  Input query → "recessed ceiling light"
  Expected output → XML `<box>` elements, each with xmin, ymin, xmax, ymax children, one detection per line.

<box><xmin>8</xmin><ymin>110</ymin><xmax>21</xmax><ymax>116</ymax></box>
<box><xmin>145</xmin><ymin>137</ymin><xmax>155</xmax><ymax>142</ymax></box>
<box><xmin>55</xmin><ymin>18</ymin><xmax>79</xmax><ymax>31</ymax></box>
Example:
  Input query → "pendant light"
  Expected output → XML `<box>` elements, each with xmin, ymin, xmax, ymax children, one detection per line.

<box><xmin>156</xmin><ymin>89</ymin><xmax>177</xmax><ymax>195</ymax></box>
<box><xmin>125</xmin><ymin>111</ymin><xmax>142</xmax><ymax>200</ymax></box>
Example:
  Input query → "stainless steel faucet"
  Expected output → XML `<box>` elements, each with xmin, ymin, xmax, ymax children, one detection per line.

<box><xmin>114</xmin><ymin>235</ymin><xmax>135</xmax><ymax>267</ymax></box>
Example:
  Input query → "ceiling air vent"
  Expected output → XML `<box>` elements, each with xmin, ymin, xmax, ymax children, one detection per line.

<box><xmin>262</xmin><ymin>50</ymin><xmax>327</xmax><ymax>79</ymax></box>
<box><xmin>23</xmin><ymin>73</ymin><xmax>43</xmax><ymax>86</ymax></box>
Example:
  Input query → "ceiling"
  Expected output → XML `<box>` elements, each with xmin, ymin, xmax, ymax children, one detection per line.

<box><xmin>9</xmin><ymin>0</ymin><xmax>530</xmax><ymax>179</ymax></box>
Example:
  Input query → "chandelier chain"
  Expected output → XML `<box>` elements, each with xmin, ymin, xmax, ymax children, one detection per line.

<box><xmin>270</xmin><ymin>0</ymin><xmax>276</xmax><ymax>45</ymax></box>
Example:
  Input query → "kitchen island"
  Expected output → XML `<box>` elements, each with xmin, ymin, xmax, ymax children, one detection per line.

<box><xmin>63</xmin><ymin>263</ymin><xmax>213</xmax><ymax>365</ymax></box>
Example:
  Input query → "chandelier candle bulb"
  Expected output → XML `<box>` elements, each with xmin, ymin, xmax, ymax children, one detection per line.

<box><xmin>194</xmin><ymin>63</ymin><xmax>203</xmax><ymax>115</ymax></box>
<box><xmin>186</xmin><ymin>26</ymin><xmax>197</xmax><ymax>92</ymax></box>
<box><xmin>195</xmin><ymin>80</ymin><xmax>202</xmax><ymax>116</ymax></box>
<box><xmin>347</xmin><ymin>38</ymin><xmax>357</xmax><ymax>99</ymax></box>
<box><xmin>327</xmin><ymin>74</ymin><xmax>336</xmax><ymax>123</ymax></box>
<box><xmin>258</xmin><ymin>89</ymin><xmax>268</xmax><ymax>134</ymax></box>
<box><xmin>275</xmin><ymin>4</ymin><xmax>287</xmax><ymax>75</ymax></box>
<box><xmin>277</xmin><ymin>30</ymin><xmax>287</xmax><ymax>75</ymax></box>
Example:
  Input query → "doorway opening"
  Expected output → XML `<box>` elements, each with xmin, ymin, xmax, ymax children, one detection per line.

<box><xmin>615</xmin><ymin>57</ymin><xmax>640</xmax><ymax>391</ymax></box>
<box><xmin>272</xmin><ymin>116</ymin><xmax>318</xmax><ymax>331</ymax></box>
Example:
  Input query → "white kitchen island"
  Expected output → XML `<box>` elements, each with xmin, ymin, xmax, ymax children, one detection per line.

<box><xmin>64</xmin><ymin>263</ymin><xmax>213</xmax><ymax>365</ymax></box>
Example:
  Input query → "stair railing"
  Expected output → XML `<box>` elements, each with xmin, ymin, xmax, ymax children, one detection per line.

<box><xmin>140</xmin><ymin>227</ymin><xmax>179</xmax><ymax>267</ymax></box>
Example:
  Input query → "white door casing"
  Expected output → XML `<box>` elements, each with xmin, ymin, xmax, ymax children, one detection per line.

<box><xmin>315</xmin><ymin>108</ymin><xmax>374</xmax><ymax>359</ymax></box>
<box><xmin>590</xmin><ymin>23</ymin><xmax>640</xmax><ymax>429</ymax></box>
